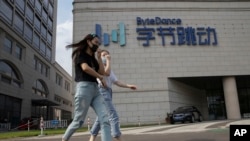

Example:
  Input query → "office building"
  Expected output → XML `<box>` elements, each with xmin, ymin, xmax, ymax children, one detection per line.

<box><xmin>0</xmin><ymin>0</ymin><xmax>73</xmax><ymax>128</ymax></box>
<box><xmin>73</xmin><ymin>0</ymin><xmax>250</xmax><ymax>124</ymax></box>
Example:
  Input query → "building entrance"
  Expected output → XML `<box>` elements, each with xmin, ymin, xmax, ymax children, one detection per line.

<box><xmin>172</xmin><ymin>77</ymin><xmax>227</xmax><ymax>120</ymax></box>
<box><xmin>206</xmin><ymin>90</ymin><xmax>226</xmax><ymax>120</ymax></box>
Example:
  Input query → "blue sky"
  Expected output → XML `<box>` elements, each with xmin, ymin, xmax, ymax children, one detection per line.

<box><xmin>56</xmin><ymin>0</ymin><xmax>73</xmax><ymax>76</ymax></box>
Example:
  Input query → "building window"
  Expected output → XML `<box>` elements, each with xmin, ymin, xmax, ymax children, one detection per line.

<box><xmin>0</xmin><ymin>60</ymin><xmax>22</xmax><ymax>88</ymax></box>
<box><xmin>35</xmin><ymin>0</ymin><xmax>42</xmax><ymax>15</ymax></box>
<box><xmin>24</xmin><ymin>23</ymin><xmax>33</xmax><ymax>43</ymax></box>
<box><xmin>3</xmin><ymin>37</ymin><xmax>12</xmax><ymax>54</ymax></box>
<box><xmin>46</xmin><ymin>47</ymin><xmax>51</xmax><ymax>60</ymax></box>
<box><xmin>47</xmin><ymin>32</ymin><xmax>52</xmax><ymax>45</ymax></box>
<box><xmin>63</xmin><ymin>100</ymin><xmax>69</xmax><ymax>106</ymax></box>
<box><xmin>48</xmin><ymin>18</ymin><xmax>53</xmax><ymax>31</ymax></box>
<box><xmin>15</xmin><ymin>44</ymin><xmax>23</xmax><ymax>60</ymax></box>
<box><xmin>37</xmin><ymin>61</ymin><xmax>42</xmax><ymax>73</ymax></box>
<box><xmin>0</xmin><ymin>94</ymin><xmax>21</xmax><ymax>128</ymax></box>
<box><xmin>33</xmin><ymin>57</ymin><xmax>50</xmax><ymax>77</ymax></box>
<box><xmin>43</xmin><ymin>0</ymin><xmax>49</xmax><ymax>9</ymax></box>
<box><xmin>41</xmin><ymin>24</ymin><xmax>47</xmax><ymax>39</ymax></box>
<box><xmin>65</xmin><ymin>81</ymin><xmax>70</xmax><ymax>92</ymax></box>
<box><xmin>48</xmin><ymin>3</ymin><xmax>53</xmax><ymax>18</ymax></box>
<box><xmin>15</xmin><ymin>0</ymin><xmax>25</xmax><ymax>14</ymax></box>
<box><xmin>34</xmin><ymin>15</ymin><xmax>41</xmax><ymax>32</ymax></box>
<box><xmin>40</xmin><ymin>40</ymin><xmax>46</xmax><ymax>55</ymax></box>
<box><xmin>28</xmin><ymin>0</ymin><xmax>34</xmax><ymax>6</ymax></box>
<box><xmin>56</xmin><ymin>73</ymin><xmax>62</xmax><ymax>86</ymax></box>
<box><xmin>32</xmin><ymin>80</ymin><xmax>48</xmax><ymax>98</ymax></box>
<box><xmin>54</xmin><ymin>96</ymin><xmax>61</xmax><ymax>103</ymax></box>
<box><xmin>1</xmin><ymin>0</ymin><xmax>13</xmax><ymax>24</ymax></box>
<box><xmin>25</xmin><ymin>4</ymin><xmax>34</xmax><ymax>24</ymax></box>
<box><xmin>42</xmin><ymin>8</ymin><xmax>48</xmax><ymax>23</ymax></box>
<box><xmin>14</xmin><ymin>13</ymin><xmax>24</xmax><ymax>34</ymax></box>
<box><xmin>33</xmin><ymin>32</ymin><xmax>40</xmax><ymax>49</ymax></box>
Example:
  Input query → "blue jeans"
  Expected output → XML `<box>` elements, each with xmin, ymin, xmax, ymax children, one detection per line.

<box><xmin>90</xmin><ymin>87</ymin><xmax>121</xmax><ymax>138</ymax></box>
<box><xmin>62</xmin><ymin>82</ymin><xmax>111</xmax><ymax>141</ymax></box>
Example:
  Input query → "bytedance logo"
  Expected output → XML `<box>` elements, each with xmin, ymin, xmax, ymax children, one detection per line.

<box><xmin>95</xmin><ymin>22</ymin><xmax>126</xmax><ymax>47</ymax></box>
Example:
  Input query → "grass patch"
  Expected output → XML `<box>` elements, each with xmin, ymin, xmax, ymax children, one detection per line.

<box><xmin>0</xmin><ymin>123</ymin><xmax>162</xmax><ymax>140</ymax></box>
<box><xmin>0</xmin><ymin>128</ymin><xmax>88</xmax><ymax>140</ymax></box>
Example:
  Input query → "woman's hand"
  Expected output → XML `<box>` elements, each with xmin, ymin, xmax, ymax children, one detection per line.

<box><xmin>100</xmin><ymin>78</ymin><xmax>107</xmax><ymax>88</ymax></box>
<box><xmin>97</xmin><ymin>76</ymin><xmax>107</xmax><ymax>88</ymax></box>
<box><xmin>127</xmin><ymin>84</ymin><xmax>137</xmax><ymax>90</ymax></box>
<box><xmin>105</xmin><ymin>54</ymin><xmax>111</xmax><ymax>61</ymax></box>
<box><xmin>97</xmin><ymin>49</ymin><xmax>102</xmax><ymax>59</ymax></box>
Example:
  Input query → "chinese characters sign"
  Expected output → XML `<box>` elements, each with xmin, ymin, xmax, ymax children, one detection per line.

<box><xmin>136</xmin><ymin>17</ymin><xmax>218</xmax><ymax>47</ymax></box>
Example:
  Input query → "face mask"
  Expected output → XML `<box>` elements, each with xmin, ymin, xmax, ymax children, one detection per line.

<box><xmin>101</xmin><ymin>56</ymin><xmax>106</xmax><ymax>64</ymax></box>
<box><xmin>90</xmin><ymin>44</ymin><xmax>99</xmax><ymax>52</ymax></box>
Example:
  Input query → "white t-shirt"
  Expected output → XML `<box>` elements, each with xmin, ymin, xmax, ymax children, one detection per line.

<box><xmin>104</xmin><ymin>70</ymin><xmax>118</xmax><ymax>88</ymax></box>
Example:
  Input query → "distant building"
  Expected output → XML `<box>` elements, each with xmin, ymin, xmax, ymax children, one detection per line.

<box><xmin>73</xmin><ymin>0</ymin><xmax>250</xmax><ymax>125</ymax></box>
<box><xmin>0</xmin><ymin>0</ymin><xmax>73</xmax><ymax>128</ymax></box>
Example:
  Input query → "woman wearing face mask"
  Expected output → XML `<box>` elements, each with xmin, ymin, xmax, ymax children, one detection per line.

<box><xmin>62</xmin><ymin>34</ymin><xmax>111</xmax><ymax>141</ymax></box>
<box><xmin>89</xmin><ymin>49</ymin><xmax>137</xmax><ymax>141</ymax></box>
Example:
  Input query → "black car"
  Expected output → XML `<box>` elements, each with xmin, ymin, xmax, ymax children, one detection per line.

<box><xmin>170</xmin><ymin>106</ymin><xmax>202</xmax><ymax>124</ymax></box>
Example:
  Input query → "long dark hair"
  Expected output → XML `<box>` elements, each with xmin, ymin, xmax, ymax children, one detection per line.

<box><xmin>66</xmin><ymin>33</ymin><xmax>99</xmax><ymax>62</ymax></box>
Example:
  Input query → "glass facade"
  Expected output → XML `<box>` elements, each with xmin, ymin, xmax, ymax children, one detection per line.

<box><xmin>236</xmin><ymin>76</ymin><xmax>250</xmax><ymax>117</ymax></box>
<box><xmin>0</xmin><ymin>94</ymin><xmax>21</xmax><ymax>128</ymax></box>
<box><xmin>0</xmin><ymin>0</ymin><xmax>54</xmax><ymax>60</ymax></box>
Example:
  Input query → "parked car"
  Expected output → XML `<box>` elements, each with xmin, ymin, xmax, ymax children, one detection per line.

<box><xmin>18</xmin><ymin>117</ymin><xmax>39</xmax><ymax>130</ymax></box>
<box><xmin>170</xmin><ymin>106</ymin><xmax>203</xmax><ymax>124</ymax></box>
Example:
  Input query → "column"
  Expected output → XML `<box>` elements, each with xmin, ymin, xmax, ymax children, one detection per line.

<box><xmin>222</xmin><ymin>76</ymin><xmax>241</xmax><ymax>119</ymax></box>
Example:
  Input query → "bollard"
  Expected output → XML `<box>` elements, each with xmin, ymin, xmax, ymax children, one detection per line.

<box><xmin>138</xmin><ymin>116</ymin><xmax>140</xmax><ymax>127</ymax></box>
<box><xmin>28</xmin><ymin>120</ymin><xmax>30</xmax><ymax>132</ymax></box>
<box><xmin>87</xmin><ymin>117</ymin><xmax>90</xmax><ymax>130</ymax></box>
<box><xmin>39</xmin><ymin>117</ymin><xmax>45</xmax><ymax>136</ymax></box>
<box><xmin>158</xmin><ymin>115</ymin><xmax>161</xmax><ymax>125</ymax></box>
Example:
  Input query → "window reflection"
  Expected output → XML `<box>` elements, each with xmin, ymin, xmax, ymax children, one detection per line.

<box><xmin>0</xmin><ymin>61</ymin><xmax>21</xmax><ymax>87</ymax></box>
<box><xmin>16</xmin><ymin>0</ymin><xmax>25</xmax><ymax>14</ymax></box>
<box><xmin>1</xmin><ymin>0</ymin><xmax>13</xmax><ymax>24</ymax></box>
<box><xmin>25</xmin><ymin>4</ymin><xmax>34</xmax><ymax>24</ymax></box>
<box><xmin>14</xmin><ymin>13</ymin><xmax>24</xmax><ymax>34</ymax></box>
<box><xmin>32</xmin><ymin>80</ymin><xmax>48</xmax><ymax>98</ymax></box>
<box><xmin>4</xmin><ymin>37</ymin><xmax>12</xmax><ymax>54</ymax></box>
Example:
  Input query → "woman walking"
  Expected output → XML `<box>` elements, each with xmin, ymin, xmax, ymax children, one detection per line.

<box><xmin>89</xmin><ymin>49</ymin><xmax>137</xmax><ymax>141</ymax></box>
<box><xmin>62</xmin><ymin>34</ymin><xmax>111</xmax><ymax>141</ymax></box>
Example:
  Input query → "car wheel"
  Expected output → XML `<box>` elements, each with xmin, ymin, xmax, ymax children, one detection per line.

<box><xmin>190</xmin><ymin>115</ymin><xmax>195</xmax><ymax>123</ymax></box>
<box><xmin>198</xmin><ymin>115</ymin><xmax>203</xmax><ymax>122</ymax></box>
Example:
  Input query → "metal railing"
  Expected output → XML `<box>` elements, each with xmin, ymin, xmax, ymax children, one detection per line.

<box><xmin>0</xmin><ymin>123</ymin><xmax>11</xmax><ymax>131</ymax></box>
<box><xmin>43</xmin><ymin>120</ymin><xmax>68</xmax><ymax>129</ymax></box>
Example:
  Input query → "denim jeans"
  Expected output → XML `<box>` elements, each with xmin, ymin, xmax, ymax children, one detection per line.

<box><xmin>62</xmin><ymin>82</ymin><xmax>111</xmax><ymax>141</ymax></box>
<box><xmin>90</xmin><ymin>87</ymin><xmax>121</xmax><ymax>138</ymax></box>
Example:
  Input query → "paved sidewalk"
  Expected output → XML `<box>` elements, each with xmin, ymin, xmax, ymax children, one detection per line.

<box><xmin>2</xmin><ymin>119</ymin><xmax>249</xmax><ymax>141</ymax></box>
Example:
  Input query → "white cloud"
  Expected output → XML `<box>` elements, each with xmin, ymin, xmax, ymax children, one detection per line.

<box><xmin>55</xmin><ymin>20</ymin><xmax>73</xmax><ymax>76</ymax></box>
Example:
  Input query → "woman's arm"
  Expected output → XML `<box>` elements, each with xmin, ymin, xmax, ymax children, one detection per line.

<box><xmin>97</xmin><ymin>50</ymin><xmax>105</xmax><ymax>75</ymax></box>
<box><xmin>114</xmin><ymin>80</ymin><xmax>137</xmax><ymax>90</ymax></box>
<box><xmin>81</xmin><ymin>63</ymin><xmax>103</xmax><ymax>80</ymax></box>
